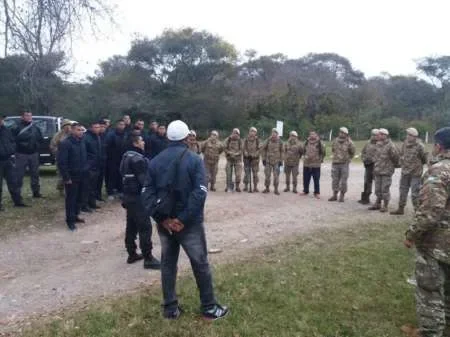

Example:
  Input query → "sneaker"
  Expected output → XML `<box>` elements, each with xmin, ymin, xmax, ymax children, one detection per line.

<box><xmin>144</xmin><ymin>256</ymin><xmax>161</xmax><ymax>270</ymax></box>
<box><xmin>163</xmin><ymin>306</ymin><xmax>183</xmax><ymax>320</ymax></box>
<box><xmin>127</xmin><ymin>253</ymin><xmax>144</xmax><ymax>264</ymax></box>
<box><xmin>202</xmin><ymin>304</ymin><xmax>229</xmax><ymax>321</ymax></box>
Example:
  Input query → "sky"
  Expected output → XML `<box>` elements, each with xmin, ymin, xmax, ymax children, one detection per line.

<box><xmin>70</xmin><ymin>0</ymin><xmax>450</xmax><ymax>81</ymax></box>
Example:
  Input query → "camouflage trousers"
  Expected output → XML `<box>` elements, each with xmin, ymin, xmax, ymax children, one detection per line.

<box><xmin>204</xmin><ymin>161</ymin><xmax>219</xmax><ymax>187</ymax></box>
<box><xmin>415</xmin><ymin>252</ymin><xmax>450</xmax><ymax>337</ymax></box>
<box><xmin>331</xmin><ymin>163</ymin><xmax>350</xmax><ymax>193</ymax></box>
<box><xmin>244</xmin><ymin>158</ymin><xmax>259</xmax><ymax>186</ymax></box>
<box><xmin>226</xmin><ymin>160</ymin><xmax>242</xmax><ymax>188</ymax></box>
<box><xmin>264</xmin><ymin>163</ymin><xmax>280</xmax><ymax>188</ymax></box>
<box><xmin>374</xmin><ymin>175</ymin><xmax>392</xmax><ymax>202</ymax></box>
<box><xmin>399</xmin><ymin>173</ymin><xmax>421</xmax><ymax>210</ymax></box>
<box><xmin>285</xmin><ymin>165</ymin><xmax>299</xmax><ymax>187</ymax></box>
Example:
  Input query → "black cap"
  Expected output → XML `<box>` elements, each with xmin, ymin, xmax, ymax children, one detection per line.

<box><xmin>435</xmin><ymin>127</ymin><xmax>450</xmax><ymax>149</ymax></box>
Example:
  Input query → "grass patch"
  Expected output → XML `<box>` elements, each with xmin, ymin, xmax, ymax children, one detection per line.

<box><xmin>22</xmin><ymin>220</ymin><xmax>416</xmax><ymax>337</ymax></box>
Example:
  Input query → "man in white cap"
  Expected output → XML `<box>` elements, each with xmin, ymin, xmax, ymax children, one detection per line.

<box><xmin>201</xmin><ymin>130</ymin><xmax>223</xmax><ymax>192</ymax></box>
<box><xmin>391</xmin><ymin>127</ymin><xmax>428</xmax><ymax>215</ymax></box>
<box><xmin>329</xmin><ymin>127</ymin><xmax>355</xmax><ymax>202</ymax></box>
<box><xmin>188</xmin><ymin>130</ymin><xmax>201</xmax><ymax>154</ymax></box>
<box><xmin>369</xmin><ymin>128</ymin><xmax>400</xmax><ymax>212</ymax></box>
<box><xmin>224</xmin><ymin>128</ymin><xmax>243</xmax><ymax>192</ymax></box>
<box><xmin>243</xmin><ymin>127</ymin><xmax>260</xmax><ymax>192</ymax></box>
<box><xmin>284</xmin><ymin>131</ymin><xmax>304</xmax><ymax>193</ymax></box>
<box><xmin>358</xmin><ymin>129</ymin><xmax>379</xmax><ymax>204</ymax></box>
<box><xmin>261</xmin><ymin>128</ymin><xmax>284</xmax><ymax>195</ymax></box>
<box><xmin>146</xmin><ymin>120</ymin><xmax>229</xmax><ymax>321</ymax></box>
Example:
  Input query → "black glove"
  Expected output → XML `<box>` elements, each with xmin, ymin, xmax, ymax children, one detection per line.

<box><xmin>263</xmin><ymin>160</ymin><xmax>267</xmax><ymax>166</ymax></box>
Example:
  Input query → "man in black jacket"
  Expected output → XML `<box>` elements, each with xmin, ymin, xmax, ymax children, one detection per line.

<box><xmin>83</xmin><ymin>121</ymin><xmax>103</xmax><ymax>211</ymax></box>
<box><xmin>120</xmin><ymin>134</ymin><xmax>160</xmax><ymax>269</ymax></box>
<box><xmin>147</xmin><ymin>124</ymin><xmax>169</xmax><ymax>159</ymax></box>
<box><xmin>96</xmin><ymin>119</ymin><xmax>108</xmax><ymax>201</ymax></box>
<box><xmin>0</xmin><ymin>115</ymin><xmax>26</xmax><ymax>210</ymax></box>
<box><xmin>105</xmin><ymin>120</ymin><xmax>127</xmax><ymax>199</ymax></box>
<box><xmin>11</xmin><ymin>110</ymin><xmax>44</xmax><ymax>198</ymax></box>
<box><xmin>57</xmin><ymin>123</ymin><xmax>88</xmax><ymax>231</ymax></box>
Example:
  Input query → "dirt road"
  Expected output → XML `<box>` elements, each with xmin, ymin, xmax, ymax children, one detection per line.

<box><xmin>0</xmin><ymin>163</ymin><xmax>408</xmax><ymax>332</ymax></box>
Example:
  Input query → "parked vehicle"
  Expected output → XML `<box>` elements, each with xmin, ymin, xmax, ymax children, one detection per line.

<box><xmin>4</xmin><ymin>116</ymin><xmax>63</xmax><ymax>166</ymax></box>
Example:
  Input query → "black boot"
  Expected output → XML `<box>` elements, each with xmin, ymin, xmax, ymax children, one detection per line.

<box><xmin>144</xmin><ymin>255</ymin><xmax>161</xmax><ymax>270</ymax></box>
<box><xmin>127</xmin><ymin>253</ymin><xmax>144</xmax><ymax>264</ymax></box>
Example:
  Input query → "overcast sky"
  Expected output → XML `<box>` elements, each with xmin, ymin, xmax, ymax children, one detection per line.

<box><xmin>70</xmin><ymin>0</ymin><xmax>449</xmax><ymax>80</ymax></box>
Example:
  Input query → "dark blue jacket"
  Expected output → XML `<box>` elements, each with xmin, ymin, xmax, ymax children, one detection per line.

<box><xmin>57</xmin><ymin>136</ymin><xmax>88</xmax><ymax>182</ymax></box>
<box><xmin>0</xmin><ymin>125</ymin><xmax>16</xmax><ymax>161</ymax></box>
<box><xmin>105</xmin><ymin>129</ymin><xmax>127</xmax><ymax>163</ymax></box>
<box><xmin>84</xmin><ymin>130</ymin><xmax>103</xmax><ymax>171</ymax></box>
<box><xmin>146</xmin><ymin>133</ymin><xmax>169</xmax><ymax>159</ymax></box>
<box><xmin>148</xmin><ymin>142</ymin><xmax>207</xmax><ymax>225</ymax></box>
<box><xmin>11</xmin><ymin>120</ymin><xmax>43</xmax><ymax>154</ymax></box>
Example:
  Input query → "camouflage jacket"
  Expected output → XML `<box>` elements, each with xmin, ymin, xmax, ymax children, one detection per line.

<box><xmin>243</xmin><ymin>136</ymin><xmax>260</xmax><ymax>160</ymax></box>
<box><xmin>262</xmin><ymin>138</ymin><xmax>284</xmax><ymax>165</ymax></box>
<box><xmin>224</xmin><ymin>137</ymin><xmax>243</xmax><ymax>162</ymax></box>
<box><xmin>406</xmin><ymin>151</ymin><xmax>450</xmax><ymax>264</ymax></box>
<box><xmin>373</xmin><ymin>139</ymin><xmax>400</xmax><ymax>176</ymax></box>
<box><xmin>361</xmin><ymin>139</ymin><xmax>378</xmax><ymax>165</ymax></box>
<box><xmin>331</xmin><ymin>137</ymin><xmax>355</xmax><ymax>164</ymax></box>
<box><xmin>303</xmin><ymin>139</ymin><xmax>326</xmax><ymax>168</ymax></box>
<box><xmin>201</xmin><ymin>138</ymin><xmax>224</xmax><ymax>164</ymax></box>
<box><xmin>50</xmin><ymin>130</ymin><xmax>70</xmax><ymax>155</ymax></box>
<box><xmin>284</xmin><ymin>139</ymin><xmax>304</xmax><ymax>166</ymax></box>
<box><xmin>400</xmin><ymin>139</ymin><xmax>428</xmax><ymax>177</ymax></box>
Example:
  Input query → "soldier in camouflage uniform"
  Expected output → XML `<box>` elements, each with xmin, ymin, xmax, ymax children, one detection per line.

<box><xmin>243</xmin><ymin>127</ymin><xmax>260</xmax><ymax>193</ymax></box>
<box><xmin>261</xmin><ymin>129</ymin><xmax>284</xmax><ymax>195</ymax></box>
<box><xmin>188</xmin><ymin>130</ymin><xmax>201</xmax><ymax>154</ymax></box>
<box><xmin>404</xmin><ymin>127</ymin><xmax>450</xmax><ymax>337</ymax></box>
<box><xmin>358</xmin><ymin>129</ymin><xmax>379</xmax><ymax>204</ymax></box>
<box><xmin>391</xmin><ymin>128</ymin><xmax>428</xmax><ymax>215</ymax></box>
<box><xmin>224</xmin><ymin>128</ymin><xmax>243</xmax><ymax>192</ymax></box>
<box><xmin>329</xmin><ymin>127</ymin><xmax>355</xmax><ymax>202</ymax></box>
<box><xmin>369</xmin><ymin>128</ymin><xmax>400</xmax><ymax>213</ymax></box>
<box><xmin>284</xmin><ymin>131</ymin><xmax>303</xmax><ymax>193</ymax></box>
<box><xmin>50</xmin><ymin>119</ymin><xmax>72</xmax><ymax>195</ymax></box>
<box><xmin>201</xmin><ymin>130</ymin><xmax>223</xmax><ymax>192</ymax></box>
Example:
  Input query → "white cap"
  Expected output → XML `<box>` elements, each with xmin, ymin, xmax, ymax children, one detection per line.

<box><xmin>167</xmin><ymin>120</ymin><xmax>190</xmax><ymax>141</ymax></box>
<box><xmin>233</xmin><ymin>128</ymin><xmax>240</xmax><ymax>135</ymax></box>
<box><xmin>340</xmin><ymin>127</ymin><xmax>349</xmax><ymax>135</ymax></box>
<box><xmin>211</xmin><ymin>130</ymin><xmax>219</xmax><ymax>137</ymax></box>
<box><xmin>290</xmin><ymin>131</ymin><xmax>298</xmax><ymax>137</ymax></box>
<box><xmin>379</xmin><ymin>128</ymin><xmax>389</xmax><ymax>136</ymax></box>
<box><xmin>272</xmin><ymin>128</ymin><xmax>279</xmax><ymax>134</ymax></box>
<box><xmin>189</xmin><ymin>130</ymin><xmax>197</xmax><ymax>137</ymax></box>
<box><xmin>249</xmin><ymin>127</ymin><xmax>257</xmax><ymax>133</ymax></box>
<box><xmin>371</xmin><ymin>128</ymin><xmax>379</xmax><ymax>135</ymax></box>
<box><xmin>406</xmin><ymin>127</ymin><xmax>419</xmax><ymax>137</ymax></box>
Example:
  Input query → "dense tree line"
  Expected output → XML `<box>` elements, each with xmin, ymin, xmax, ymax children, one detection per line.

<box><xmin>1</xmin><ymin>27</ymin><xmax>449</xmax><ymax>140</ymax></box>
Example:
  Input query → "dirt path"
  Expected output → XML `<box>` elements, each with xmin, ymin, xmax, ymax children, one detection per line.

<box><xmin>0</xmin><ymin>163</ymin><xmax>408</xmax><ymax>332</ymax></box>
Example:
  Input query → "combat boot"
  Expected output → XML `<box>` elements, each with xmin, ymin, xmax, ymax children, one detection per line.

<box><xmin>263</xmin><ymin>186</ymin><xmax>270</xmax><ymax>194</ymax></box>
<box><xmin>127</xmin><ymin>253</ymin><xmax>144</xmax><ymax>264</ymax></box>
<box><xmin>274</xmin><ymin>186</ymin><xmax>280</xmax><ymax>195</ymax></box>
<box><xmin>328</xmin><ymin>191</ymin><xmax>338</xmax><ymax>202</ymax></box>
<box><xmin>292</xmin><ymin>185</ymin><xmax>298</xmax><ymax>194</ymax></box>
<box><xmin>339</xmin><ymin>192</ymin><xmax>345</xmax><ymax>202</ymax></box>
<box><xmin>235</xmin><ymin>184</ymin><xmax>241</xmax><ymax>193</ymax></box>
<box><xmin>254</xmin><ymin>184</ymin><xmax>259</xmax><ymax>193</ymax></box>
<box><xmin>144</xmin><ymin>255</ymin><xmax>161</xmax><ymax>270</ymax></box>
<box><xmin>358</xmin><ymin>192</ymin><xmax>368</xmax><ymax>204</ymax></box>
<box><xmin>284</xmin><ymin>184</ymin><xmax>290</xmax><ymax>192</ymax></box>
<box><xmin>390</xmin><ymin>206</ymin><xmax>405</xmax><ymax>215</ymax></box>
<box><xmin>210</xmin><ymin>184</ymin><xmax>216</xmax><ymax>192</ymax></box>
<box><xmin>368</xmin><ymin>200</ymin><xmax>381</xmax><ymax>210</ymax></box>
<box><xmin>380</xmin><ymin>200</ymin><xmax>389</xmax><ymax>213</ymax></box>
<box><xmin>243</xmin><ymin>184</ymin><xmax>248</xmax><ymax>192</ymax></box>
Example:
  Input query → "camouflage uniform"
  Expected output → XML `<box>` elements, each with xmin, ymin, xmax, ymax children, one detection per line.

<box><xmin>372</xmin><ymin>139</ymin><xmax>400</xmax><ymax>208</ymax></box>
<box><xmin>330</xmin><ymin>136</ymin><xmax>355</xmax><ymax>195</ymax></box>
<box><xmin>261</xmin><ymin>138</ymin><xmax>284</xmax><ymax>194</ymax></box>
<box><xmin>50</xmin><ymin>129</ymin><xmax>70</xmax><ymax>193</ymax></box>
<box><xmin>284</xmin><ymin>139</ymin><xmax>304</xmax><ymax>192</ymax></box>
<box><xmin>243</xmin><ymin>136</ymin><xmax>260</xmax><ymax>191</ymax></box>
<box><xmin>398</xmin><ymin>139</ymin><xmax>428</xmax><ymax>210</ymax></box>
<box><xmin>201</xmin><ymin>138</ymin><xmax>224</xmax><ymax>190</ymax></box>
<box><xmin>405</xmin><ymin>151</ymin><xmax>450</xmax><ymax>337</ymax></box>
<box><xmin>224</xmin><ymin>137</ymin><xmax>243</xmax><ymax>191</ymax></box>
<box><xmin>303</xmin><ymin>139</ymin><xmax>326</xmax><ymax>195</ymax></box>
<box><xmin>360</xmin><ymin>137</ymin><xmax>378</xmax><ymax>203</ymax></box>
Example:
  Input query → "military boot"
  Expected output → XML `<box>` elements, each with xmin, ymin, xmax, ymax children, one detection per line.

<box><xmin>235</xmin><ymin>184</ymin><xmax>241</xmax><ymax>193</ymax></box>
<box><xmin>390</xmin><ymin>206</ymin><xmax>405</xmax><ymax>215</ymax></box>
<box><xmin>243</xmin><ymin>184</ymin><xmax>248</xmax><ymax>192</ymax></box>
<box><xmin>254</xmin><ymin>184</ymin><xmax>259</xmax><ymax>193</ymax></box>
<box><xmin>368</xmin><ymin>200</ymin><xmax>381</xmax><ymax>210</ymax></box>
<box><xmin>263</xmin><ymin>186</ymin><xmax>270</xmax><ymax>194</ymax></box>
<box><xmin>380</xmin><ymin>200</ymin><xmax>389</xmax><ymax>213</ymax></box>
<box><xmin>328</xmin><ymin>191</ymin><xmax>338</xmax><ymax>202</ymax></box>
<box><xmin>274</xmin><ymin>186</ymin><xmax>280</xmax><ymax>195</ymax></box>
<box><xmin>144</xmin><ymin>255</ymin><xmax>161</xmax><ymax>270</ymax></box>
<box><xmin>284</xmin><ymin>184</ymin><xmax>290</xmax><ymax>192</ymax></box>
<box><xmin>358</xmin><ymin>192</ymin><xmax>367</xmax><ymax>204</ymax></box>
<box><xmin>210</xmin><ymin>184</ymin><xmax>216</xmax><ymax>192</ymax></box>
<box><xmin>339</xmin><ymin>192</ymin><xmax>345</xmax><ymax>202</ymax></box>
<box><xmin>292</xmin><ymin>185</ymin><xmax>298</xmax><ymax>194</ymax></box>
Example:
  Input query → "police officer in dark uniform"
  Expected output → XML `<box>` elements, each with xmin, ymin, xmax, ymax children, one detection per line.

<box><xmin>120</xmin><ymin>134</ymin><xmax>161</xmax><ymax>269</ymax></box>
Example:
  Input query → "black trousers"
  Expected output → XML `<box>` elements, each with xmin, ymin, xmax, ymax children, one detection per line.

<box><xmin>303</xmin><ymin>167</ymin><xmax>321</xmax><ymax>194</ymax></box>
<box><xmin>82</xmin><ymin>170</ymin><xmax>99</xmax><ymax>208</ymax></box>
<box><xmin>64</xmin><ymin>179</ymin><xmax>83</xmax><ymax>225</ymax></box>
<box><xmin>0</xmin><ymin>158</ymin><xmax>22</xmax><ymax>206</ymax></box>
<box><xmin>96</xmin><ymin>166</ymin><xmax>105</xmax><ymax>199</ymax></box>
<box><xmin>106</xmin><ymin>159</ymin><xmax>122</xmax><ymax>195</ymax></box>
<box><xmin>363</xmin><ymin>163</ymin><xmax>375</xmax><ymax>196</ymax></box>
<box><xmin>125</xmin><ymin>201</ymin><xmax>153</xmax><ymax>258</ymax></box>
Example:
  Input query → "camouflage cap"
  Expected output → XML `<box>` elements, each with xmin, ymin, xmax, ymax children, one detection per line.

<box><xmin>339</xmin><ymin>127</ymin><xmax>349</xmax><ymax>135</ymax></box>
<box><xmin>272</xmin><ymin>128</ymin><xmax>279</xmax><ymax>134</ymax></box>
<box><xmin>379</xmin><ymin>128</ymin><xmax>389</xmax><ymax>135</ymax></box>
<box><xmin>232</xmin><ymin>128</ymin><xmax>240</xmax><ymax>135</ymax></box>
<box><xmin>371</xmin><ymin>128</ymin><xmax>379</xmax><ymax>135</ymax></box>
<box><xmin>406</xmin><ymin>127</ymin><xmax>419</xmax><ymax>137</ymax></box>
<box><xmin>434</xmin><ymin>127</ymin><xmax>450</xmax><ymax>149</ymax></box>
<box><xmin>249</xmin><ymin>127</ymin><xmax>257</xmax><ymax>133</ymax></box>
<box><xmin>290</xmin><ymin>131</ymin><xmax>298</xmax><ymax>137</ymax></box>
<box><xmin>211</xmin><ymin>130</ymin><xmax>219</xmax><ymax>136</ymax></box>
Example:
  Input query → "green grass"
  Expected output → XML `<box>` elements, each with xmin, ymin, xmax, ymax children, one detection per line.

<box><xmin>22</xmin><ymin>220</ymin><xmax>417</xmax><ymax>337</ymax></box>
<box><xmin>0</xmin><ymin>166</ymin><xmax>64</xmax><ymax>236</ymax></box>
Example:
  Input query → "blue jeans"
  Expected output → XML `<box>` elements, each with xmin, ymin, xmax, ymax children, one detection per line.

<box><xmin>303</xmin><ymin>167</ymin><xmax>321</xmax><ymax>194</ymax></box>
<box><xmin>157</xmin><ymin>222</ymin><xmax>216</xmax><ymax>312</ymax></box>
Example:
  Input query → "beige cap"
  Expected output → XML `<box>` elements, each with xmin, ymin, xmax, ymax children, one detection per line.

<box><xmin>249</xmin><ymin>127</ymin><xmax>257</xmax><ymax>133</ymax></box>
<box><xmin>189</xmin><ymin>130</ymin><xmax>197</xmax><ymax>137</ymax></box>
<box><xmin>62</xmin><ymin>119</ymin><xmax>72</xmax><ymax>127</ymax></box>
<box><xmin>233</xmin><ymin>128</ymin><xmax>240</xmax><ymax>135</ymax></box>
<box><xmin>406</xmin><ymin>127</ymin><xmax>419</xmax><ymax>137</ymax></box>
<box><xmin>379</xmin><ymin>128</ymin><xmax>389</xmax><ymax>135</ymax></box>
<box><xmin>290</xmin><ymin>131</ymin><xmax>298</xmax><ymax>137</ymax></box>
<box><xmin>339</xmin><ymin>127</ymin><xmax>349</xmax><ymax>135</ymax></box>
<box><xmin>272</xmin><ymin>128</ymin><xmax>279</xmax><ymax>134</ymax></box>
<box><xmin>371</xmin><ymin>128</ymin><xmax>379</xmax><ymax>135</ymax></box>
<box><xmin>211</xmin><ymin>130</ymin><xmax>219</xmax><ymax>137</ymax></box>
